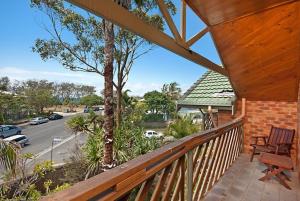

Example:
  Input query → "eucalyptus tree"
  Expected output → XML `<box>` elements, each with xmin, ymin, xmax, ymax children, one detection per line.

<box><xmin>31</xmin><ymin>0</ymin><xmax>175</xmax><ymax>166</ymax></box>
<box><xmin>0</xmin><ymin>77</ymin><xmax>10</xmax><ymax>91</ymax></box>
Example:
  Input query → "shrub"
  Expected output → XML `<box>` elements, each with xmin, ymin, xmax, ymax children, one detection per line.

<box><xmin>142</xmin><ymin>113</ymin><xmax>165</xmax><ymax>122</ymax></box>
<box><xmin>165</xmin><ymin>116</ymin><xmax>200</xmax><ymax>139</ymax></box>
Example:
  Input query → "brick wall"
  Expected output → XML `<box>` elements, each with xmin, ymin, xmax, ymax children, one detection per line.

<box><xmin>298</xmin><ymin>84</ymin><xmax>300</xmax><ymax>177</ymax></box>
<box><xmin>218</xmin><ymin>100</ymin><xmax>242</xmax><ymax>126</ymax></box>
<box><xmin>218</xmin><ymin>110</ymin><xmax>234</xmax><ymax>126</ymax></box>
<box><xmin>243</xmin><ymin>101</ymin><xmax>298</xmax><ymax>164</ymax></box>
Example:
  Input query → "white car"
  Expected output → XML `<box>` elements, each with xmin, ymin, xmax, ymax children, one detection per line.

<box><xmin>144</xmin><ymin>130</ymin><xmax>164</xmax><ymax>139</ymax></box>
<box><xmin>4</xmin><ymin>134</ymin><xmax>29</xmax><ymax>148</ymax></box>
<box><xmin>30</xmin><ymin>117</ymin><xmax>49</xmax><ymax>125</ymax></box>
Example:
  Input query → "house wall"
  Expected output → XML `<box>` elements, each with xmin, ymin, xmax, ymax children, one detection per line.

<box><xmin>218</xmin><ymin>101</ymin><xmax>242</xmax><ymax>126</ymax></box>
<box><xmin>243</xmin><ymin>101</ymin><xmax>298</xmax><ymax>164</ymax></box>
<box><xmin>298</xmin><ymin>84</ymin><xmax>300</xmax><ymax>178</ymax></box>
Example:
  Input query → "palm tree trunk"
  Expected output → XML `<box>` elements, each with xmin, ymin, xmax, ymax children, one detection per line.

<box><xmin>103</xmin><ymin>19</ymin><xmax>115</xmax><ymax>167</ymax></box>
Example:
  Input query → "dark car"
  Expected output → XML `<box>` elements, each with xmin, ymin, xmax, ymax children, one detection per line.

<box><xmin>49</xmin><ymin>113</ymin><xmax>63</xmax><ymax>120</ymax></box>
<box><xmin>92</xmin><ymin>107</ymin><xmax>100</xmax><ymax>111</ymax></box>
<box><xmin>84</xmin><ymin>107</ymin><xmax>90</xmax><ymax>113</ymax></box>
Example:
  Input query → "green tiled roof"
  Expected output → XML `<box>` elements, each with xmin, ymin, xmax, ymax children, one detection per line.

<box><xmin>178</xmin><ymin>71</ymin><xmax>235</xmax><ymax>107</ymax></box>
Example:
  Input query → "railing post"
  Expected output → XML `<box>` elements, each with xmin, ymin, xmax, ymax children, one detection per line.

<box><xmin>187</xmin><ymin>150</ymin><xmax>193</xmax><ymax>201</ymax></box>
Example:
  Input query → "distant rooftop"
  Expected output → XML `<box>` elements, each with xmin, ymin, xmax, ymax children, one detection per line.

<box><xmin>178</xmin><ymin>71</ymin><xmax>235</xmax><ymax>108</ymax></box>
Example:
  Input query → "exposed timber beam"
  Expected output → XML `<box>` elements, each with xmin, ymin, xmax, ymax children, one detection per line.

<box><xmin>181</xmin><ymin>0</ymin><xmax>186</xmax><ymax>41</ymax></box>
<box><xmin>186</xmin><ymin>27</ymin><xmax>209</xmax><ymax>47</ymax></box>
<box><xmin>156</xmin><ymin>0</ymin><xmax>183</xmax><ymax>45</ymax></box>
<box><xmin>66</xmin><ymin>0</ymin><xmax>228</xmax><ymax>76</ymax></box>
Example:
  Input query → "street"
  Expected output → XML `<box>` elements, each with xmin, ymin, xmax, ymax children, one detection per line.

<box><xmin>21</xmin><ymin>115</ymin><xmax>74</xmax><ymax>155</ymax></box>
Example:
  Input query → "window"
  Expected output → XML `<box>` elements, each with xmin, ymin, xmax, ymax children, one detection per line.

<box><xmin>15</xmin><ymin>137</ymin><xmax>26</xmax><ymax>142</ymax></box>
<box><xmin>3</xmin><ymin>127</ymin><xmax>9</xmax><ymax>131</ymax></box>
<box><xmin>9</xmin><ymin>126</ymin><xmax>16</xmax><ymax>130</ymax></box>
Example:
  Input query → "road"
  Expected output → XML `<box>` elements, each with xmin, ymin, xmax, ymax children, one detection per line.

<box><xmin>21</xmin><ymin>116</ymin><xmax>75</xmax><ymax>155</ymax></box>
<box><xmin>0</xmin><ymin>113</ymin><xmax>90</xmax><ymax>181</ymax></box>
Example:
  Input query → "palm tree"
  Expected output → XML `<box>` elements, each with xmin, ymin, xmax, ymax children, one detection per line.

<box><xmin>102</xmin><ymin>0</ymin><xmax>133</xmax><ymax>167</ymax></box>
<box><xmin>0</xmin><ymin>140</ymin><xmax>19</xmax><ymax>177</ymax></box>
<box><xmin>162</xmin><ymin>82</ymin><xmax>182</xmax><ymax>100</ymax></box>
<box><xmin>169</xmin><ymin>82</ymin><xmax>181</xmax><ymax>100</ymax></box>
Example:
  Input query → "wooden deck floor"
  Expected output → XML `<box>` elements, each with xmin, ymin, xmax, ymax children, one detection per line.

<box><xmin>203</xmin><ymin>154</ymin><xmax>300</xmax><ymax>201</ymax></box>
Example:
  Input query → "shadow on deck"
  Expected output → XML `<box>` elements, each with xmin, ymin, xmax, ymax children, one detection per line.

<box><xmin>203</xmin><ymin>154</ymin><xmax>300</xmax><ymax>201</ymax></box>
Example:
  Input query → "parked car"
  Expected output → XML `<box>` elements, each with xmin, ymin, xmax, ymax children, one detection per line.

<box><xmin>30</xmin><ymin>117</ymin><xmax>49</xmax><ymax>125</ymax></box>
<box><xmin>144</xmin><ymin>130</ymin><xmax>164</xmax><ymax>139</ymax></box>
<box><xmin>0</xmin><ymin>125</ymin><xmax>22</xmax><ymax>139</ymax></box>
<box><xmin>92</xmin><ymin>107</ymin><xmax>100</xmax><ymax>111</ymax></box>
<box><xmin>49</xmin><ymin>113</ymin><xmax>63</xmax><ymax>120</ymax></box>
<box><xmin>83</xmin><ymin>107</ymin><xmax>90</xmax><ymax>113</ymax></box>
<box><xmin>4</xmin><ymin>134</ymin><xmax>29</xmax><ymax>147</ymax></box>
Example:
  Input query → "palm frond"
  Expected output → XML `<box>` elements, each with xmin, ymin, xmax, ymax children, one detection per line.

<box><xmin>0</xmin><ymin>140</ymin><xmax>19</xmax><ymax>177</ymax></box>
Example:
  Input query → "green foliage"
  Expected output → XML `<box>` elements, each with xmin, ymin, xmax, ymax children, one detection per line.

<box><xmin>52</xmin><ymin>183</ymin><xmax>71</xmax><ymax>193</ymax></box>
<box><xmin>0</xmin><ymin>140</ymin><xmax>19</xmax><ymax>177</ymax></box>
<box><xmin>26</xmin><ymin>184</ymin><xmax>41</xmax><ymax>201</ymax></box>
<box><xmin>143</xmin><ymin>113</ymin><xmax>164</xmax><ymax>122</ymax></box>
<box><xmin>23</xmin><ymin>80</ymin><xmax>55</xmax><ymax>113</ymax></box>
<box><xmin>66</xmin><ymin>111</ymin><xmax>161</xmax><ymax>177</ymax></box>
<box><xmin>0</xmin><ymin>113</ymin><xmax>4</xmax><ymax>124</ymax></box>
<box><xmin>166</xmin><ymin>116</ymin><xmax>200</xmax><ymax>139</ymax></box>
<box><xmin>114</xmin><ymin>117</ymin><xmax>161</xmax><ymax>164</ymax></box>
<box><xmin>67</xmin><ymin>115</ymin><xmax>86</xmax><ymax>132</ymax></box>
<box><xmin>144</xmin><ymin>90</ymin><xmax>175</xmax><ymax>117</ymax></box>
<box><xmin>83</xmin><ymin>131</ymin><xmax>103</xmax><ymax>178</ymax></box>
<box><xmin>0</xmin><ymin>76</ymin><xmax>10</xmax><ymax>91</ymax></box>
<box><xmin>80</xmin><ymin>94</ymin><xmax>103</xmax><ymax>107</ymax></box>
<box><xmin>0</xmin><ymin>92</ymin><xmax>28</xmax><ymax>123</ymax></box>
<box><xmin>161</xmin><ymin>82</ymin><xmax>182</xmax><ymax>100</ymax></box>
<box><xmin>33</xmin><ymin>160</ymin><xmax>54</xmax><ymax>177</ymax></box>
<box><xmin>44</xmin><ymin>180</ymin><xmax>53</xmax><ymax>195</ymax></box>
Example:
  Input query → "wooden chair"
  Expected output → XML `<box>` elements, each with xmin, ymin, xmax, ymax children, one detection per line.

<box><xmin>250</xmin><ymin>126</ymin><xmax>295</xmax><ymax>162</ymax></box>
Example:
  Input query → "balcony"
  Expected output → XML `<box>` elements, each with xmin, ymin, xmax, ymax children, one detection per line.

<box><xmin>43</xmin><ymin>112</ymin><xmax>300</xmax><ymax>201</ymax></box>
<box><xmin>43</xmin><ymin>117</ymin><xmax>243</xmax><ymax>200</ymax></box>
<box><xmin>204</xmin><ymin>154</ymin><xmax>300</xmax><ymax>201</ymax></box>
<box><xmin>41</xmin><ymin>0</ymin><xmax>300</xmax><ymax>200</ymax></box>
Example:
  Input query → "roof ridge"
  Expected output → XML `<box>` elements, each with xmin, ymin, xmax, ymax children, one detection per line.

<box><xmin>180</xmin><ymin>70</ymin><xmax>212</xmax><ymax>99</ymax></box>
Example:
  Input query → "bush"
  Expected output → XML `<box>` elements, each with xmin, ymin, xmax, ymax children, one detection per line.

<box><xmin>115</xmin><ymin>119</ymin><xmax>161</xmax><ymax>164</ymax></box>
<box><xmin>165</xmin><ymin>116</ymin><xmax>200</xmax><ymax>139</ymax></box>
<box><xmin>143</xmin><ymin>113</ymin><xmax>165</xmax><ymax>122</ymax></box>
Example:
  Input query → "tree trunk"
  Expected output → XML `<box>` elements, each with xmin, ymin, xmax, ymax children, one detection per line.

<box><xmin>103</xmin><ymin>19</ymin><xmax>115</xmax><ymax>167</ymax></box>
<box><xmin>116</xmin><ymin>75</ymin><xmax>122</xmax><ymax>128</ymax></box>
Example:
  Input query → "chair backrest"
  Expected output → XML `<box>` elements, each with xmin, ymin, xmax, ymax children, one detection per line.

<box><xmin>267</xmin><ymin>125</ymin><xmax>295</xmax><ymax>147</ymax></box>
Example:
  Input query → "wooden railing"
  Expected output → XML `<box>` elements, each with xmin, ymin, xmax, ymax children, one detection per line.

<box><xmin>43</xmin><ymin>117</ymin><xmax>244</xmax><ymax>201</ymax></box>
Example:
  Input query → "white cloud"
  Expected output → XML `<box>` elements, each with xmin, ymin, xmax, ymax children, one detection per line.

<box><xmin>0</xmin><ymin>66</ymin><xmax>103</xmax><ymax>91</ymax></box>
<box><xmin>0</xmin><ymin>67</ymin><xmax>170</xmax><ymax>96</ymax></box>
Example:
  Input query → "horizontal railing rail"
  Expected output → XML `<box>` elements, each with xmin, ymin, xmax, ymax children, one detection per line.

<box><xmin>43</xmin><ymin>116</ymin><xmax>244</xmax><ymax>201</ymax></box>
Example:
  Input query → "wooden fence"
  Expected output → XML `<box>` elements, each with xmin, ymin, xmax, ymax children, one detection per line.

<box><xmin>43</xmin><ymin>117</ymin><xmax>244</xmax><ymax>201</ymax></box>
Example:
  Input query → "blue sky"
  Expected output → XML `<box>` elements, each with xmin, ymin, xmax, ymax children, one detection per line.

<box><xmin>0</xmin><ymin>0</ymin><xmax>221</xmax><ymax>95</ymax></box>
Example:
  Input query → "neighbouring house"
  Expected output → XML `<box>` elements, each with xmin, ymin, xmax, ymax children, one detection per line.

<box><xmin>177</xmin><ymin>70</ymin><xmax>236</xmax><ymax>127</ymax></box>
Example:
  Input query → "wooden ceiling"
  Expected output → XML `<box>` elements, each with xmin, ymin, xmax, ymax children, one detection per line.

<box><xmin>186</xmin><ymin>0</ymin><xmax>300</xmax><ymax>101</ymax></box>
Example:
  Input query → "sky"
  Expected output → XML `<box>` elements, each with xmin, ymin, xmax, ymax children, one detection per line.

<box><xmin>0</xmin><ymin>0</ymin><xmax>221</xmax><ymax>96</ymax></box>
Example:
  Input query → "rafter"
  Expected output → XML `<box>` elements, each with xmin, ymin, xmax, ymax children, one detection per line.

<box><xmin>66</xmin><ymin>0</ymin><xmax>228</xmax><ymax>76</ymax></box>
<box><xmin>156</xmin><ymin>0</ymin><xmax>183</xmax><ymax>45</ymax></box>
<box><xmin>186</xmin><ymin>27</ymin><xmax>209</xmax><ymax>47</ymax></box>
<box><xmin>181</xmin><ymin>0</ymin><xmax>186</xmax><ymax>41</ymax></box>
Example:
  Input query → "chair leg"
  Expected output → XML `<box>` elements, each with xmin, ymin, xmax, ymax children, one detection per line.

<box><xmin>250</xmin><ymin>147</ymin><xmax>256</xmax><ymax>162</ymax></box>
